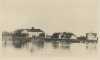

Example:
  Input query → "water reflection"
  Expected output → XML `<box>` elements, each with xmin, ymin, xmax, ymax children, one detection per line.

<box><xmin>2</xmin><ymin>38</ymin><xmax>98</xmax><ymax>52</ymax></box>
<box><xmin>60</xmin><ymin>41</ymin><xmax>71</xmax><ymax>49</ymax></box>
<box><xmin>52</xmin><ymin>41</ymin><xmax>60</xmax><ymax>49</ymax></box>
<box><xmin>32</xmin><ymin>39</ymin><xmax>45</xmax><ymax>49</ymax></box>
<box><xmin>2</xmin><ymin>29</ymin><xmax>98</xmax><ymax>57</ymax></box>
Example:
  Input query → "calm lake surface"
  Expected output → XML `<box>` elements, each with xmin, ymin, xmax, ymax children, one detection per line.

<box><xmin>0</xmin><ymin>36</ymin><xmax>99</xmax><ymax>60</ymax></box>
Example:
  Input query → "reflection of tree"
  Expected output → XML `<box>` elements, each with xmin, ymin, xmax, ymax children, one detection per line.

<box><xmin>12</xmin><ymin>29</ymin><xmax>29</xmax><ymax>48</ymax></box>
<box><xmin>2</xmin><ymin>31</ymin><xmax>13</xmax><ymax>47</ymax></box>
<box><xmin>39</xmin><ymin>33</ymin><xmax>45</xmax><ymax>38</ymax></box>
<box><xmin>37</xmin><ymin>40</ymin><xmax>44</xmax><ymax>48</ymax></box>
<box><xmin>52</xmin><ymin>41</ymin><xmax>59</xmax><ymax>49</ymax></box>
<box><xmin>32</xmin><ymin>39</ymin><xmax>45</xmax><ymax>49</ymax></box>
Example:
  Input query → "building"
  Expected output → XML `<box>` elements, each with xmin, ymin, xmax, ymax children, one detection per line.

<box><xmin>70</xmin><ymin>35</ymin><xmax>77</xmax><ymax>40</ymax></box>
<box><xmin>86</xmin><ymin>33</ymin><xmax>98</xmax><ymax>41</ymax></box>
<box><xmin>14</xmin><ymin>27</ymin><xmax>45</xmax><ymax>38</ymax></box>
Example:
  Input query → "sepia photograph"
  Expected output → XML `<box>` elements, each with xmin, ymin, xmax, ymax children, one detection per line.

<box><xmin>0</xmin><ymin>0</ymin><xmax>99</xmax><ymax>60</ymax></box>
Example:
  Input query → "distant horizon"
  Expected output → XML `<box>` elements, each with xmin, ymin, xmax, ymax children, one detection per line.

<box><xmin>1</xmin><ymin>26</ymin><xmax>99</xmax><ymax>37</ymax></box>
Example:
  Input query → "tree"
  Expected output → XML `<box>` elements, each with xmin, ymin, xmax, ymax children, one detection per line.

<box><xmin>77</xmin><ymin>36</ymin><xmax>86</xmax><ymax>40</ymax></box>
<box><xmin>13</xmin><ymin>29</ymin><xmax>28</xmax><ymax>37</ymax></box>
<box><xmin>61</xmin><ymin>32</ymin><xmax>74</xmax><ymax>39</ymax></box>
<box><xmin>51</xmin><ymin>32</ymin><xmax>60</xmax><ymax>38</ymax></box>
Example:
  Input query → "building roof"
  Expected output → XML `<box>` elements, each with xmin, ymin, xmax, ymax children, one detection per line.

<box><xmin>14</xmin><ymin>28</ymin><xmax>44</xmax><ymax>34</ymax></box>
<box><xmin>26</xmin><ymin>29</ymin><xmax>43</xmax><ymax>32</ymax></box>
<box><xmin>86</xmin><ymin>33</ymin><xmax>97</xmax><ymax>37</ymax></box>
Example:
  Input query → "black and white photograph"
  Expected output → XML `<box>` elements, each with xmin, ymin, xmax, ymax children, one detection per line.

<box><xmin>0</xmin><ymin>0</ymin><xmax>100</xmax><ymax>60</ymax></box>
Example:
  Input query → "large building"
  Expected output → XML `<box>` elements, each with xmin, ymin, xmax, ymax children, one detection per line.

<box><xmin>13</xmin><ymin>27</ymin><xmax>45</xmax><ymax>38</ymax></box>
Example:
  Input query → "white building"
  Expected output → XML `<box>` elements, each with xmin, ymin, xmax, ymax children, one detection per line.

<box><xmin>17</xmin><ymin>27</ymin><xmax>44</xmax><ymax>38</ymax></box>
<box><xmin>86</xmin><ymin>33</ymin><xmax>98</xmax><ymax>40</ymax></box>
<box><xmin>70</xmin><ymin>35</ymin><xmax>77</xmax><ymax>40</ymax></box>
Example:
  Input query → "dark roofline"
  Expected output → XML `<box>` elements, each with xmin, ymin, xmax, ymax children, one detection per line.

<box><xmin>26</xmin><ymin>29</ymin><xmax>44</xmax><ymax>32</ymax></box>
<box><xmin>14</xmin><ymin>28</ymin><xmax>44</xmax><ymax>33</ymax></box>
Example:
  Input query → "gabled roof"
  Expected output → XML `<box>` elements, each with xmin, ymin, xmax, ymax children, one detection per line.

<box><xmin>14</xmin><ymin>28</ymin><xmax>44</xmax><ymax>33</ymax></box>
<box><xmin>86</xmin><ymin>33</ymin><xmax>97</xmax><ymax>37</ymax></box>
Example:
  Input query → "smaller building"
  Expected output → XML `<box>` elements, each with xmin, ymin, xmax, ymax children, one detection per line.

<box><xmin>70</xmin><ymin>35</ymin><xmax>77</xmax><ymax>40</ymax></box>
<box><xmin>85</xmin><ymin>33</ymin><xmax>98</xmax><ymax>43</ymax></box>
<box><xmin>86</xmin><ymin>33</ymin><xmax>98</xmax><ymax>41</ymax></box>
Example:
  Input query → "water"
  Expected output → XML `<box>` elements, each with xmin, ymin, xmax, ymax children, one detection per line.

<box><xmin>0</xmin><ymin>38</ymin><xmax>99</xmax><ymax>60</ymax></box>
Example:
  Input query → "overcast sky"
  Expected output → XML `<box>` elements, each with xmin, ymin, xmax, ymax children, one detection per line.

<box><xmin>0</xmin><ymin>0</ymin><xmax>97</xmax><ymax>33</ymax></box>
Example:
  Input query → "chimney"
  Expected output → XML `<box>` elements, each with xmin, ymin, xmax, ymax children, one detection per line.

<box><xmin>31</xmin><ymin>27</ymin><xmax>35</xmax><ymax>30</ymax></box>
